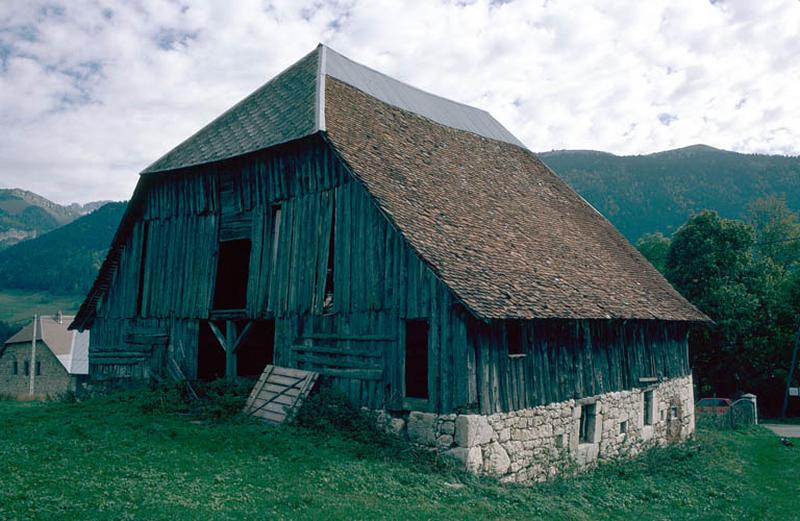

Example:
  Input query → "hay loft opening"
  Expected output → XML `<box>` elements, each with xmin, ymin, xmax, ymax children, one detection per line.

<box><xmin>213</xmin><ymin>239</ymin><xmax>251</xmax><ymax>310</ymax></box>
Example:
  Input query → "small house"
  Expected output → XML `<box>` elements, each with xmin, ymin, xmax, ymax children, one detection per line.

<box><xmin>1</xmin><ymin>313</ymin><xmax>89</xmax><ymax>399</ymax></box>
<box><xmin>71</xmin><ymin>45</ymin><xmax>708</xmax><ymax>481</ymax></box>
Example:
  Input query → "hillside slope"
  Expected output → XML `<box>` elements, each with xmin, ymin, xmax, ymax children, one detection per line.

<box><xmin>0</xmin><ymin>202</ymin><xmax>126</xmax><ymax>294</ymax></box>
<box><xmin>539</xmin><ymin>145</ymin><xmax>800</xmax><ymax>241</ymax></box>
<box><xmin>0</xmin><ymin>188</ymin><xmax>112</xmax><ymax>248</ymax></box>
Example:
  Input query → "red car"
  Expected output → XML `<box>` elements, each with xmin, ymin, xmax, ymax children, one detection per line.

<box><xmin>696</xmin><ymin>397</ymin><xmax>732</xmax><ymax>415</ymax></box>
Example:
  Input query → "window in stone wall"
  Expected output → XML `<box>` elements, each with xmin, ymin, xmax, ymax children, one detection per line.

<box><xmin>670</xmin><ymin>406</ymin><xmax>678</xmax><ymax>420</ymax></box>
<box><xmin>579</xmin><ymin>402</ymin><xmax>597</xmax><ymax>444</ymax></box>
<box><xmin>35</xmin><ymin>361</ymin><xmax>41</xmax><ymax>376</ymax></box>
<box><xmin>643</xmin><ymin>389</ymin><xmax>655</xmax><ymax>426</ymax></box>
<box><xmin>12</xmin><ymin>360</ymin><xmax>18</xmax><ymax>375</ymax></box>
<box><xmin>619</xmin><ymin>420</ymin><xmax>628</xmax><ymax>434</ymax></box>
<box><xmin>24</xmin><ymin>360</ymin><xmax>30</xmax><ymax>376</ymax></box>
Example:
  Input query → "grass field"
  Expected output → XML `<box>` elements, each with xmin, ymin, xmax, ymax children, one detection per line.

<box><xmin>0</xmin><ymin>289</ymin><xmax>83</xmax><ymax>323</ymax></box>
<box><xmin>0</xmin><ymin>390</ymin><xmax>798</xmax><ymax>520</ymax></box>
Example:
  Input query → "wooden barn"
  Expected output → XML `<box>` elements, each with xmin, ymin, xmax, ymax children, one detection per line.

<box><xmin>71</xmin><ymin>45</ymin><xmax>708</xmax><ymax>480</ymax></box>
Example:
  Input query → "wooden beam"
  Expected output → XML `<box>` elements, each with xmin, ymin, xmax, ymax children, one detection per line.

<box><xmin>231</xmin><ymin>321</ymin><xmax>255</xmax><ymax>354</ymax></box>
<box><xmin>225</xmin><ymin>320</ymin><xmax>237</xmax><ymax>382</ymax></box>
<box><xmin>207</xmin><ymin>321</ymin><xmax>228</xmax><ymax>351</ymax></box>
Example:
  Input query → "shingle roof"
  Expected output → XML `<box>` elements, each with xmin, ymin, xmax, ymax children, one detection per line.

<box><xmin>324</xmin><ymin>78</ymin><xmax>706</xmax><ymax>321</ymax></box>
<box><xmin>141</xmin><ymin>48</ymin><xmax>320</xmax><ymax>174</ymax></box>
<box><xmin>72</xmin><ymin>44</ymin><xmax>708</xmax><ymax>328</ymax></box>
<box><xmin>6</xmin><ymin>314</ymin><xmax>89</xmax><ymax>374</ymax></box>
<box><xmin>141</xmin><ymin>45</ymin><xmax>522</xmax><ymax>174</ymax></box>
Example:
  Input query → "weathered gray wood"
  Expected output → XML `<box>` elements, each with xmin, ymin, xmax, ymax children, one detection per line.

<box><xmin>89</xmin><ymin>134</ymin><xmax>692</xmax><ymax>416</ymax></box>
<box><xmin>244</xmin><ymin>364</ymin><xmax>318</xmax><ymax>424</ymax></box>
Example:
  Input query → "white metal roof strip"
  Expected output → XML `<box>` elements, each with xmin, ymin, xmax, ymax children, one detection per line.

<box><xmin>322</xmin><ymin>46</ymin><xmax>526</xmax><ymax>148</ymax></box>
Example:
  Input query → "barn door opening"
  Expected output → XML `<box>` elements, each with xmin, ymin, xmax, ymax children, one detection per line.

<box><xmin>197</xmin><ymin>321</ymin><xmax>226</xmax><ymax>380</ymax></box>
<box><xmin>236</xmin><ymin>320</ymin><xmax>275</xmax><ymax>378</ymax></box>
<box><xmin>404</xmin><ymin>319</ymin><xmax>429</xmax><ymax>400</ymax></box>
<box><xmin>213</xmin><ymin>239</ymin><xmax>251</xmax><ymax>310</ymax></box>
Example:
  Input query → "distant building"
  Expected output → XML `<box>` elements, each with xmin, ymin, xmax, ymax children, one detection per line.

<box><xmin>0</xmin><ymin>312</ymin><xmax>89</xmax><ymax>399</ymax></box>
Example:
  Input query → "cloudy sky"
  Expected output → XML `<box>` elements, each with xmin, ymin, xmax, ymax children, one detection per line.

<box><xmin>1</xmin><ymin>0</ymin><xmax>798</xmax><ymax>204</ymax></box>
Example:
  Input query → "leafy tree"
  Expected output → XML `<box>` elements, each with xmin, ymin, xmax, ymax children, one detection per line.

<box><xmin>636</xmin><ymin>232</ymin><xmax>670</xmax><ymax>273</ymax></box>
<box><xmin>666</xmin><ymin>210</ymin><xmax>755</xmax><ymax>305</ymax></box>
<box><xmin>746</xmin><ymin>195</ymin><xmax>800</xmax><ymax>269</ymax></box>
<box><xmin>665</xmin><ymin>209</ymin><xmax>800</xmax><ymax>412</ymax></box>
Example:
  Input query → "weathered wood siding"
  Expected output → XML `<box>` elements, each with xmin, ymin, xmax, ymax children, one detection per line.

<box><xmin>89</xmin><ymin>136</ymin><xmax>471</xmax><ymax>412</ymax></box>
<box><xmin>470</xmin><ymin>318</ymin><xmax>690</xmax><ymax>414</ymax></box>
<box><xmin>88</xmin><ymin>134</ymin><xmax>692</xmax><ymax>415</ymax></box>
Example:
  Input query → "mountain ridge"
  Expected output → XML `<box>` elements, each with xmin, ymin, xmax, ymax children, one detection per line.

<box><xmin>539</xmin><ymin>145</ymin><xmax>800</xmax><ymax>241</ymax></box>
<box><xmin>0</xmin><ymin>188</ymin><xmax>113</xmax><ymax>249</ymax></box>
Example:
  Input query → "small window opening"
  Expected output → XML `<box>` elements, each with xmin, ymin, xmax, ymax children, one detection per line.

<box><xmin>236</xmin><ymin>320</ymin><xmax>275</xmax><ymax>378</ymax></box>
<box><xmin>405</xmin><ymin>320</ymin><xmax>429</xmax><ymax>399</ymax></box>
<box><xmin>670</xmin><ymin>406</ymin><xmax>679</xmax><ymax>420</ymax></box>
<box><xmin>322</xmin><ymin>206</ymin><xmax>335</xmax><ymax>313</ymax></box>
<box><xmin>270</xmin><ymin>205</ymin><xmax>282</xmax><ymax>269</ymax></box>
<box><xmin>643</xmin><ymin>390</ymin><xmax>655</xmax><ymax>426</ymax></box>
<box><xmin>579</xmin><ymin>403</ymin><xmax>597</xmax><ymax>444</ymax></box>
<box><xmin>268</xmin><ymin>204</ymin><xmax>282</xmax><ymax>297</ymax></box>
<box><xmin>35</xmin><ymin>361</ymin><xmax>41</xmax><ymax>376</ymax></box>
<box><xmin>24</xmin><ymin>360</ymin><xmax>30</xmax><ymax>376</ymax></box>
<box><xmin>213</xmin><ymin>239</ymin><xmax>251</xmax><ymax>310</ymax></box>
<box><xmin>136</xmin><ymin>221</ymin><xmax>150</xmax><ymax>316</ymax></box>
<box><xmin>197</xmin><ymin>321</ymin><xmax>226</xmax><ymax>380</ymax></box>
<box><xmin>507</xmin><ymin>321</ymin><xmax>524</xmax><ymax>356</ymax></box>
<box><xmin>620</xmin><ymin>420</ymin><xmax>628</xmax><ymax>434</ymax></box>
<box><xmin>12</xmin><ymin>360</ymin><xmax>18</xmax><ymax>375</ymax></box>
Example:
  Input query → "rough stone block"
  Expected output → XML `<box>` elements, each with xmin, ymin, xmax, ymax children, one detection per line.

<box><xmin>387</xmin><ymin>418</ymin><xmax>406</xmax><ymax>436</ymax></box>
<box><xmin>437</xmin><ymin>434</ymin><xmax>454</xmax><ymax>447</ymax></box>
<box><xmin>498</xmin><ymin>428</ymin><xmax>511</xmax><ymax>442</ymax></box>
<box><xmin>444</xmin><ymin>446</ymin><xmax>483</xmax><ymax>472</ymax></box>
<box><xmin>455</xmin><ymin>415</ymin><xmax>494</xmax><ymax>447</ymax></box>
<box><xmin>440</xmin><ymin>421</ymin><xmax>455</xmax><ymax>436</ymax></box>
<box><xmin>407</xmin><ymin>411</ymin><xmax>437</xmax><ymax>446</ymax></box>
<box><xmin>483</xmin><ymin>441</ymin><xmax>511</xmax><ymax>475</ymax></box>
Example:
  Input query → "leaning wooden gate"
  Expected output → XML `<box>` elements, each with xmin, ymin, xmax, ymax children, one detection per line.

<box><xmin>243</xmin><ymin>365</ymin><xmax>319</xmax><ymax>424</ymax></box>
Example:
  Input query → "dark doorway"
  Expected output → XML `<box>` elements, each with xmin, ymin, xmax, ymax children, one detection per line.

<box><xmin>197</xmin><ymin>321</ymin><xmax>225</xmax><ymax>380</ymax></box>
<box><xmin>213</xmin><ymin>239</ymin><xmax>251</xmax><ymax>310</ymax></box>
<box><xmin>236</xmin><ymin>320</ymin><xmax>275</xmax><ymax>378</ymax></box>
<box><xmin>405</xmin><ymin>319</ymin><xmax>429</xmax><ymax>399</ymax></box>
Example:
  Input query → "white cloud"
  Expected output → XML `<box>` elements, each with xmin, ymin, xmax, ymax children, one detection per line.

<box><xmin>0</xmin><ymin>0</ymin><xmax>798</xmax><ymax>203</ymax></box>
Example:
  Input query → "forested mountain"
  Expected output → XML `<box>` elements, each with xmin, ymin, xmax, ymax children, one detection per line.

<box><xmin>0</xmin><ymin>202</ymin><xmax>126</xmax><ymax>294</ymax></box>
<box><xmin>0</xmin><ymin>188</ymin><xmax>112</xmax><ymax>249</ymax></box>
<box><xmin>539</xmin><ymin>145</ymin><xmax>800</xmax><ymax>241</ymax></box>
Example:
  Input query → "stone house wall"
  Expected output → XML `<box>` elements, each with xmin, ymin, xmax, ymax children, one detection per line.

<box><xmin>0</xmin><ymin>341</ymin><xmax>76</xmax><ymax>399</ymax></box>
<box><xmin>379</xmin><ymin>375</ymin><xmax>694</xmax><ymax>483</ymax></box>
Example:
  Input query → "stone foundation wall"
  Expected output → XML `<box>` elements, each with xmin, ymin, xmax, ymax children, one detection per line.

<box><xmin>378</xmin><ymin>375</ymin><xmax>694</xmax><ymax>482</ymax></box>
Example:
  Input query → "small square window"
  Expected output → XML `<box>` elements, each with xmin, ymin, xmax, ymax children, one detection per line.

<box><xmin>643</xmin><ymin>390</ymin><xmax>655</xmax><ymax>426</ymax></box>
<box><xmin>670</xmin><ymin>406</ymin><xmax>679</xmax><ymax>420</ymax></box>
<box><xmin>579</xmin><ymin>403</ymin><xmax>597</xmax><ymax>444</ymax></box>
<box><xmin>620</xmin><ymin>420</ymin><xmax>628</xmax><ymax>434</ymax></box>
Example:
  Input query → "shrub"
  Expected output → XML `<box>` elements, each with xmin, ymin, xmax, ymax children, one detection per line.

<box><xmin>291</xmin><ymin>381</ymin><xmax>387</xmax><ymax>446</ymax></box>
